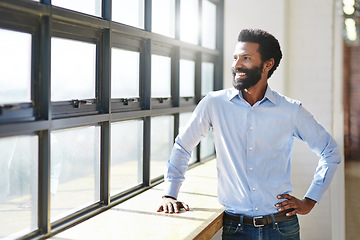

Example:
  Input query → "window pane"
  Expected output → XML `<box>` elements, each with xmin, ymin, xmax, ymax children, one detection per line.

<box><xmin>51</xmin><ymin>38</ymin><xmax>96</xmax><ymax>101</ymax></box>
<box><xmin>0</xmin><ymin>135</ymin><xmax>38</xmax><ymax>238</ymax></box>
<box><xmin>180</xmin><ymin>0</ymin><xmax>198</xmax><ymax>44</ymax></box>
<box><xmin>180</xmin><ymin>59</ymin><xmax>195</xmax><ymax>97</ymax></box>
<box><xmin>111</xmin><ymin>48</ymin><xmax>140</xmax><ymax>99</ymax></box>
<box><xmin>179</xmin><ymin>112</ymin><xmax>197</xmax><ymax>164</ymax></box>
<box><xmin>151</xmin><ymin>55</ymin><xmax>171</xmax><ymax>98</ymax></box>
<box><xmin>151</xmin><ymin>116</ymin><xmax>174</xmax><ymax>179</ymax></box>
<box><xmin>200</xmin><ymin>129</ymin><xmax>215</xmax><ymax>159</ymax></box>
<box><xmin>51</xmin><ymin>126</ymin><xmax>100</xmax><ymax>222</ymax></box>
<box><xmin>152</xmin><ymin>0</ymin><xmax>175</xmax><ymax>38</ymax></box>
<box><xmin>201</xmin><ymin>62</ymin><xmax>214</xmax><ymax>95</ymax></box>
<box><xmin>0</xmin><ymin>29</ymin><xmax>31</xmax><ymax>104</ymax></box>
<box><xmin>112</xmin><ymin>0</ymin><xmax>144</xmax><ymax>29</ymax></box>
<box><xmin>202</xmin><ymin>0</ymin><xmax>216</xmax><ymax>49</ymax></box>
<box><xmin>111</xmin><ymin>120</ymin><xmax>143</xmax><ymax>196</ymax></box>
<box><xmin>52</xmin><ymin>0</ymin><xmax>101</xmax><ymax>17</ymax></box>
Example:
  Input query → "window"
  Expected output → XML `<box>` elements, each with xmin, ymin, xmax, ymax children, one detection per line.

<box><xmin>51</xmin><ymin>38</ymin><xmax>96</xmax><ymax>102</ymax></box>
<box><xmin>111</xmin><ymin>48</ymin><xmax>140</xmax><ymax>99</ymax></box>
<box><xmin>0</xmin><ymin>0</ymin><xmax>223</xmax><ymax>238</ymax></box>
<box><xmin>112</xmin><ymin>0</ymin><xmax>144</xmax><ymax>29</ymax></box>
<box><xmin>180</xmin><ymin>0</ymin><xmax>199</xmax><ymax>44</ymax></box>
<box><xmin>52</xmin><ymin>0</ymin><xmax>102</xmax><ymax>17</ymax></box>
<box><xmin>202</xmin><ymin>0</ymin><xmax>217</xmax><ymax>49</ymax></box>
<box><xmin>0</xmin><ymin>29</ymin><xmax>31</xmax><ymax>104</ymax></box>
<box><xmin>0</xmin><ymin>135</ymin><xmax>38</xmax><ymax>239</ymax></box>
<box><xmin>152</xmin><ymin>0</ymin><xmax>175</xmax><ymax>38</ymax></box>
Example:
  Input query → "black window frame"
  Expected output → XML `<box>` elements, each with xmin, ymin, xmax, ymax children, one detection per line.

<box><xmin>0</xmin><ymin>0</ymin><xmax>224</xmax><ymax>239</ymax></box>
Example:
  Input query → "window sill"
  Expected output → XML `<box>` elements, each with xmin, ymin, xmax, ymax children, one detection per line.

<box><xmin>50</xmin><ymin>159</ymin><xmax>224</xmax><ymax>240</ymax></box>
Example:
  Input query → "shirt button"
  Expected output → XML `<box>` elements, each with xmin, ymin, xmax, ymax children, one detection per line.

<box><xmin>252</xmin><ymin>187</ymin><xmax>256</xmax><ymax>191</ymax></box>
<box><xmin>249</xmin><ymin>167</ymin><xmax>253</xmax><ymax>171</ymax></box>
<box><xmin>249</xmin><ymin>126</ymin><xmax>253</xmax><ymax>130</ymax></box>
<box><xmin>249</xmin><ymin>147</ymin><xmax>253</xmax><ymax>150</ymax></box>
<box><xmin>255</xmin><ymin>208</ymin><xmax>259</xmax><ymax>211</ymax></box>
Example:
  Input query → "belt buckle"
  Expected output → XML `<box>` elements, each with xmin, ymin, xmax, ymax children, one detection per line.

<box><xmin>253</xmin><ymin>216</ymin><xmax>264</xmax><ymax>227</ymax></box>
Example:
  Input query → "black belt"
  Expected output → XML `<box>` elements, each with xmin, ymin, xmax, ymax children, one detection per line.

<box><xmin>223</xmin><ymin>209</ymin><xmax>296</xmax><ymax>227</ymax></box>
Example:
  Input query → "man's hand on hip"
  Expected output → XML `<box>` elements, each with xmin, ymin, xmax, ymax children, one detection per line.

<box><xmin>275</xmin><ymin>194</ymin><xmax>317</xmax><ymax>216</ymax></box>
<box><xmin>157</xmin><ymin>196</ymin><xmax>190</xmax><ymax>214</ymax></box>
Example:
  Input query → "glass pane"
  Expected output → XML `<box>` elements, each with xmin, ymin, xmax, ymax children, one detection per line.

<box><xmin>151</xmin><ymin>55</ymin><xmax>171</xmax><ymax>98</ymax></box>
<box><xmin>201</xmin><ymin>62</ymin><xmax>214</xmax><ymax>95</ymax></box>
<box><xmin>200</xmin><ymin>129</ymin><xmax>215</xmax><ymax>159</ymax></box>
<box><xmin>151</xmin><ymin>115</ymin><xmax>174</xmax><ymax>179</ymax></box>
<box><xmin>52</xmin><ymin>0</ymin><xmax>101</xmax><ymax>17</ymax></box>
<box><xmin>179</xmin><ymin>112</ymin><xmax>197</xmax><ymax>164</ymax></box>
<box><xmin>0</xmin><ymin>29</ymin><xmax>31</xmax><ymax>104</ymax></box>
<box><xmin>112</xmin><ymin>0</ymin><xmax>144</xmax><ymax>29</ymax></box>
<box><xmin>152</xmin><ymin>0</ymin><xmax>175</xmax><ymax>38</ymax></box>
<box><xmin>111</xmin><ymin>120</ymin><xmax>143</xmax><ymax>196</ymax></box>
<box><xmin>180</xmin><ymin>0</ymin><xmax>199</xmax><ymax>44</ymax></box>
<box><xmin>0</xmin><ymin>135</ymin><xmax>38</xmax><ymax>238</ymax></box>
<box><xmin>202</xmin><ymin>0</ymin><xmax>216</xmax><ymax>49</ymax></box>
<box><xmin>51</xmin><ymin>38</ymin><xmax>96</xmax><ymax>101</ymax></box>
<box><xmin>51</xmin><ymin>126</ymin><xmax>100</xmax><ymax>222</ymax></box>
<box><xmin>112</xmin><ymin>48</ymin><xmax>140</xmax><ymax>98</ymax></box>
<box><xmin>180</xmin><ymin>59</ymin><xmax>195</xmax><ymax>97</ymax></box>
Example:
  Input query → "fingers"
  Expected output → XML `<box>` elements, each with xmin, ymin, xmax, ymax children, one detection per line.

<box><xmin>277</xmin><ymin>194</ymin><xmax>293</xmax><ymax>200</ymax></box>
<box><xmin>157</xmin><ymin>201</ymin><xmax>190</xmax><ymax>214</ymax></box>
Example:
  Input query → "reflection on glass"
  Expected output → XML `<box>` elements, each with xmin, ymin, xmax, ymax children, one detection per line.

<box><xmin>180</xmin><ymin>0</ymin><xmax>198</xmax><ymax>44</ymax></box>
<box><xmin>151</xmin><ymin>55</ymin><xmax>171</xmax><ymax>98</ymax></box>
<box><xmin>200</xmin><ymin>129</ymin><xmax>215</xmax><ymax>160</ymax></box>
<box><xmin>202</xmin><ymin>0</ymin><xmax>216</xmax><ymax>49</ymax></box>
<box><xmin>201</xmin><ymin>62</ymin><xmax>214</xmax><ymax>95</ymax></box>
<box><xmin>52</xmin><ymin>0</ymin><xmax>101</xmax><ymax>17</ymax></box>
<box><xmin>111</xmin><ymin>120</ymin><xmax>143</xmax><ymax>196</ymax></box>
<box><xmin>113</xmin><ymin>0</ymin><xmax>144</xmax><ymax>29</ymax></box>
<box><xmin>0</xmin><ymin>135</ymin><xmax>38</xmax><ymax>238</ymax></box>
<box><xmin>0</xmin><ymin>29</ymin><xmax>31</xmax><ymax>104</ymax></box>
<box><xmin>50</xmin><ymin>126</ymin><xmax>100</xmax><ymax>222</ymax></box>
<box><xmin>180</xmin><ymin>59</ymin><xmax>195</xmax><ymax>97</ymax></box>
<box><xmin>112</xmin><ymin>48</ymin><xmax>140</xmax><ymax>99</ymax></box>
<box><xmin>179</xmin><ymin>112</ymin><xmax>197</xmax><ymax>164</ymax></box>
<box><xmin>152</xmin><ymin>0</ymin><xmax>175</xmax><ymax>38</ymax></box>
<box><xmin>51</xmin><ymin>38</ymin><xmax>96</xmax><ymax>101</ymax></box>
<box><xmin>151</xmin><ymin>115</ymin><xmax>174</xmax><ymax>179</ymax></box>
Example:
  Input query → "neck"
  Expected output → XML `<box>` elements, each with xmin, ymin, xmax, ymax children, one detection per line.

<box><xmin>241</xmin><ymin>80</ymin><xmax>268</xmax><ymax>106</ymax></box>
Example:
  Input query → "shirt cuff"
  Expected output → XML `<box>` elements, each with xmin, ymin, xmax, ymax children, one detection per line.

<box><xmin>304</xmin><ymin>182</ymin><xmax>326</xmax><ymax>203</ymax></box>
<box><xmin>163</xmin><ymin>181</ymin><xmax>182</xmax><ymax>200</ymax></box>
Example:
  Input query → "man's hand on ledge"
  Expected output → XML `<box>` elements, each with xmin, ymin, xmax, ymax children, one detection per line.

<box><xmin>275</xmin><ymin>194</ymin><xmax>317</xmax><ymax>216</ymax></box>
<box><xmin>157</xmin><ymin>196</ymin><xmax>190</xmax><ymax>214</ymax></box>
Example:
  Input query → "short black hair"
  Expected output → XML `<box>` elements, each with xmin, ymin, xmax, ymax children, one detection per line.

<box><xmin>238</xmin><ymin>29</ymin><xmax>282</xmax><ymax>79</ymax></box>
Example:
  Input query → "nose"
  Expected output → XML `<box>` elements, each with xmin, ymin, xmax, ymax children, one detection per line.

<box><xmin>233</xmin><ymin>58</ymin><xmax>243</xmax><ymax>69</ymax></box>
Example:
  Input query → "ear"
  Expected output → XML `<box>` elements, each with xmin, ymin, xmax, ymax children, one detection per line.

<box><xmin>264</xmin><ymin>58</ymin><xmax>275</xmax><ymax>71</ymax></box>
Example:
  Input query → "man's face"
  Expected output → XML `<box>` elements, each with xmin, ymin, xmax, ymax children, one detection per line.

<box><xmin>232</xmin><ymin>42</ymin><xmax>264</xmax><ymax>91</ymax></box>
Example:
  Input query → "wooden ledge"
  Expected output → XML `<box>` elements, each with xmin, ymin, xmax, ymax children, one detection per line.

<box><xmin>50</xmin><ymin>159</ymin><xmax>224</xmax><ymax>240</ymax></box>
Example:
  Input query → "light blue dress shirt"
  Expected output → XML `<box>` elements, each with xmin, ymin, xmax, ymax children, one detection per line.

<box><xmin>164</xmin><ymin>86</ymin><xmax>341</xmax><ymax>217</ymax></box>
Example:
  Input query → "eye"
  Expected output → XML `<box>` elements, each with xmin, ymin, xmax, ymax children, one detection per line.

<box><xmin>244</xmin><ymin>56</ymin><xmax>250</xmax><ymax>60</ymax></box>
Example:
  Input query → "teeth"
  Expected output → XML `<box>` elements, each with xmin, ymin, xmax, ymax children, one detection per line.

<box><xmin>237</xmin><ymin>72</ymin><xmax>246</xmax><ymax>76</ymax></box>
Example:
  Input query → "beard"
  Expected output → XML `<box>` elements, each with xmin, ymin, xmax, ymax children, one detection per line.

<box><xmin>232</xmin><ymin>63</ymin><xmax>264</xmax><ymax>91</ymax></box>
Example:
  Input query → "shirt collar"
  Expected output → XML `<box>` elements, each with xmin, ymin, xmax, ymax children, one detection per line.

<box><xmin>228</xmin><ymin>85</ymin><xmax>277</xmax><ymax>105</ymax></box>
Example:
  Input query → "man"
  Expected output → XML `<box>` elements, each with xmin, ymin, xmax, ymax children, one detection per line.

<box><xmin>157</xmin><ymin>29</ymin><xmax>340</xmax><ymax>240</ymax></box>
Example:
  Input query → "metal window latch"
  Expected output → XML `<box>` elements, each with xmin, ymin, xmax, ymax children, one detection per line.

<box><xmin>121</xmin><ymin>98</ymin><xmax>139</xmax><ymax>105</ymax></box>
<box><xmin>0</xmin><ymin>104</ymin><xmax>21</xmax><ymax>114</ymax></box>
<box><xmin>184</xmin><ymin>97</ymin><xmax>191</xmax><ymax>102</ymax></box>
<box><xmin>71</xmin><ymin>99</ymin><xmax>92</xmax><ymax>108</ymax></box>
<box><xmin>157</xmin><ymin>97</ymin><xmax>168</xmax><ymax>103</ymax></box>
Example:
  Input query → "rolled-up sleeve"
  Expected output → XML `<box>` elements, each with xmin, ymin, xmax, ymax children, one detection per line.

<box><xmin>163</xmin><ymin>95</ymin><xmax>213</xmax><ymax>199</ymax></box>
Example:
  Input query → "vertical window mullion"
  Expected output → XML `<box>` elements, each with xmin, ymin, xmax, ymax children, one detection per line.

<box><xmin>143</xmin><ymin>116</ymin><xmax>151</xmax><ymax>186</ymax></box>
<box><xmin>36</xmin><ymin>14</ymin><xmax>51</xmax><ymax>235</ymax></box>
<box><xmin>172</xmin><ymin>47</ymin><xmax>180</xmax><ymax>107</ymax></box>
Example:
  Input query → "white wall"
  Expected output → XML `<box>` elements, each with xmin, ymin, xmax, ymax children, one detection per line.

<box><xmin>223</xmin><ymin>0</ymin><xmax>345</xmax><ymax>239</ymax></box>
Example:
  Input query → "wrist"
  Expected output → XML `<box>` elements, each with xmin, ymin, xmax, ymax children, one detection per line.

<box><xmin>162</xmin><ymin>195</ymin><xmax>177</xmax><ymax>200</ymax></box>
